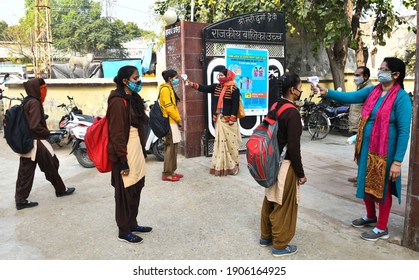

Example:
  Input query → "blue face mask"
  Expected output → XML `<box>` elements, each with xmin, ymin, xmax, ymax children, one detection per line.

<box><xmin>377</xmin><ymin>72</ymin><xmax>393</xmax><ymax>84</ymax></box>
<box><xmin>171</xmin><ymin>78</ymin><xmax>180</xmax><ymax>86</ymax></box>
<box><xmin>127</xmin><ymin>80</ymin><xmax>142</xmax><ymax>93</ymax></box>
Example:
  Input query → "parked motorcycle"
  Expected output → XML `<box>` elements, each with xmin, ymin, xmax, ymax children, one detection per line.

<box><xmin>144</xmin><ymin>101</ymin><xmax>164</xmax><ymax>161</ymax></box>
<box><xmin>299</xmin><ymin>93</ymin><xmax>316</xmax><ymax>129</ymax></box>
<box><xmin>47</xmin><ymin>96</ymin><xmax>88</xmax><ymax>146</ymax></box>
<box><xmin>307</xmin><ymin>98</ymin><xmax>350</xmax><ymax>140</ymax></box>
<box><xmin>68</xmin><ymin>119</ymin><xmax>94</xmax><ymax>168</ymax></box>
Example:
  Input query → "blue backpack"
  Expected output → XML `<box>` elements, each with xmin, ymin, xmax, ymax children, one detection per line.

<box><xmin>246</xmin><ymin>103</ymin><xmax>296</xmax><ymax>188</ymax></box>
<box><xmin>4</xmin><ymin>97</ymin><xmax>34</xmax><ymax>154</ymax></box>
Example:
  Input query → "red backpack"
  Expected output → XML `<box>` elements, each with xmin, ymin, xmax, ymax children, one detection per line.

<box><xmin>246</xmin><ymin>102</ymin><xmax>296</xmax><ymax>187</ymax></box>
<box><xmin>85</xmin><ymin>98</ymin><xmax>127</xmax><ymax>173</ymax></box>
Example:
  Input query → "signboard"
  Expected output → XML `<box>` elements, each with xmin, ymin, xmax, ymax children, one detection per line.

<box><xmin>226</xmin><ymin>48</ymin><xmax>269</xmax><ymax>116</ymax></box>
<box><xmin>102</xmin><ymin>59</ymin><xmax>143</xmax><ymax>78</ymax></box>
<box><xmin>205</xmin><ymin>12</ymin><xmax>285</xmax><ymax>45</ymax></box>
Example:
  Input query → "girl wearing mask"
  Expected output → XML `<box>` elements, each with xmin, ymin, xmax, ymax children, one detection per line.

<box><xmin>159</xmin><ymin>69</ymin><xmax>183</xmax><ymax>182</ymax></box>
<box><xmin>314</xmin><ymin>57</ymin><xmax>412</xmax><ymax>241</ymax></box>
<box><xmin>259</xmin><ymin>72</ymin><xmax>306</xmax><ymax>257</ymax></box>
<box><xmin>108</xmin><ymin>66</ymin><xmax>152</xmax><ymax>244</ymax></box>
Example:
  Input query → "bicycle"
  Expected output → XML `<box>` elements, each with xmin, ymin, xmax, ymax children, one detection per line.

<box><xmin>0</xmin><ymin>88</ymin><xmax>25</xmax><ymax>130</ymax></box>
<box><xmin>307</xmin><ymin>108</ymin><xmax>330</xmax><ymax>140</ymax></box>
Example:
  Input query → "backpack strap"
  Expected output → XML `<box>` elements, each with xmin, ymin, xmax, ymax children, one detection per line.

<box><xmin>158</xmin><ymin>85</ymin><xmax>174</xmax><ymax>105</ymax></box>
<box><xmin>264</xmin><ymin>102</ymin><xmax>297</xmax><ymax>125</ymax></box>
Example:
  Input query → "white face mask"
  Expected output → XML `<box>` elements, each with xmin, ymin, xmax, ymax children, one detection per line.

<box><xmin>354</xmin><ymin>76</ymin><xmax>364</xmax><ymax>86</ymax></box>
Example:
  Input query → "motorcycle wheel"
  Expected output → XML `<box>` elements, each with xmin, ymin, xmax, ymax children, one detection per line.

<box><xmin>75</xmin><ymin>149</ymin><xmax>95</xmax><ymax>168</ymax></box>
<box><xmin>152</xmin><ymin>138</ymin><xmax>165</xmax><ymax>161</ymax></box>
<box><xmin>307</xmin><ymin>112</ymin><xmax>330</xmax><ymax>140</ymax></box>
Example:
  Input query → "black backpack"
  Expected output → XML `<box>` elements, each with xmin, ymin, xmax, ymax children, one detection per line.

<box><xmin>4</xmin><ymin>97</ymin><xmax>34</xmax><ymax>154</ymax></box>
<box><xmin>149</xmin><ymin>86</ymin><xmax>171</xmax><ymax>138</ymax></box>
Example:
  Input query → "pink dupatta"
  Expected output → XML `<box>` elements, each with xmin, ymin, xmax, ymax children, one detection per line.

<box><xmin>354</xmin><ymin>83</ymin><xmax>400</xmax><ymax>200</ymax></box>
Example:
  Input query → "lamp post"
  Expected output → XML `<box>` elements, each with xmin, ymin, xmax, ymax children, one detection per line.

<box><xmin>163</xmin><ymin>9</ymin><xmax>178</xmax><ymax>25</ymax></box>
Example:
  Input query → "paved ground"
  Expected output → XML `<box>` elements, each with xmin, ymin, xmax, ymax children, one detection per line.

<box><xmin>0</xmin><ymin>129</ymin><xmax>418</xmax><ymax>261</ymax></box>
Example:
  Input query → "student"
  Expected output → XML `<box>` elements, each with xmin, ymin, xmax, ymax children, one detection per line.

<box><xmin>15</xmin><ymin>78</ymin><xmax>75</xmax><ymax>210</ymax></box>
<box><xmin>259</xmin><ymin>72</ymin><xmax>307</xmax><ymax>257</ymax></box>
<box><xmin>108</xmin><ymin>66</ymin><xmax>152</xmax><ymax>244</ymax></box>
<box><xmin>159</xmin><ymin>69</ymin><xmax>183</xmax><ymax>182</ymax></box>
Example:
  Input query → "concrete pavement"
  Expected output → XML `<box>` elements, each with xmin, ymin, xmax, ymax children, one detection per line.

<box><xmin>0</xmin><ymin>130</ymin><xmax>418</xmax><ymax>260</ymax></box>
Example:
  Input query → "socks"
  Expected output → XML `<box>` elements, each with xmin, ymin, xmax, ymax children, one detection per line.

<box><xmin>372</xmin><ymin>227</ymin><xmax>385</xmax><ymax>234</ymax></box>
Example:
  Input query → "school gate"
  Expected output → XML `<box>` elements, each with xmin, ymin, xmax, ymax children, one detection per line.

<box><xmin>164</xmin><ymin>12</ymin><xmax>286</xmax><ymax>157</ymax></box>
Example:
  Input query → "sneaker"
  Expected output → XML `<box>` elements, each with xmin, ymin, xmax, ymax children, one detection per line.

<box><xmin>259</xmin><ymin>238</ymin><xmax>273</xmax><ymax>247</ymax></box>
<box><xmin>118</xmin><ymin>233</ymin><xmax>143</xmax><ymax>244</ymax></box>
<box><xmin>351</xmin><ymin>217</ymin><xmax>377</xmax><ymax>228</ymax></box>
<box><xmin>360</xmin><ymin>228</ymin><xmax>390</xmax><ymax>241</ymax></box>
<box><xmin>132</xmin><ymin>226</ymin><xmax>153</xmax><ymax>233</ymax></box>
<box><xmin>272</xmin><ymin>245</ymin><xmax>298</xmax><ymax>257</ymax></box>
<box><xmin>16</xmin><ymin>200</ymin><xmax>39</xmax><ymax>210</ymax></box>
<box><xmin>56</xmin><ymin>187</ymin><xmax>76</xmax><ymax>197</ymax></box>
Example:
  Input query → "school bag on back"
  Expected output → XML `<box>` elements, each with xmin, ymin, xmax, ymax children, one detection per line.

<box><xmin>4</xmin><ymin>97</ymin><xmax>34</xmax><ymax>154</ymax></box>
<box><xmin>149</xmin><ymin>86</ymin><xmax>171</xmax><ymax>138</ymax></box>
<box><xmin>85</xmin><ymin>116</ymin><xmax>112</xmax><ymax>173</ymax></box>
<box><xmin>85</xmin><ymin>98</ymin><xmax>126</xmax><ymax>173</ymax></box>
<box><xmin>246</xmin><ymin>103</ymin><xmax>296</xmax><ymax>188</ymax></box>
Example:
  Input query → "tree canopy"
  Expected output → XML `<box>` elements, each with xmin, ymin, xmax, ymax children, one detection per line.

<box><xmin>0</xmin><ymin>0</ymin><xmax>155</xmax><ymax>61</ymax></box>
<box><xmin>153</xmin><ymin>0</ymin><xmax>416</xmax><ymax>90</ymax></box>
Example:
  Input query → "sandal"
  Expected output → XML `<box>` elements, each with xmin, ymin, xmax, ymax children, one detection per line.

<box><xmin>162</xmin><ymin>176</ymin><xmax>180</xmax><ymax>182</ymax></box>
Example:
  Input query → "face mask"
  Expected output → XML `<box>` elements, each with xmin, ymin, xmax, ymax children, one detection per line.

<box><xmin>294</xmin><ymin>88</ymin><xmax>302</xmax><ymax>101</ymax></box>
<box><xmin>218</xmin><ymin>77</ymin><xmax>228</xmax><ymax>84</ymax></box>
<box><xmin>354</xmin><ymin>76</ymin><xmax>364</xmax><ymax>86</ymax></box>
<box><xmin>171</xmin><ymin>78</ymin><xmax>179</xmax><ymax>86</ymax></box>
<box><xmin>377</xmin><ymin>72</ymin><xmax>393</xmax><ymax>84</ymax></box>
<box><xmin>127</xmin><ymin>80</ymin><xmax>142</xmax><ymax>93</ymax></box>
<box><xmin>40</xmin><ymin>85</ymin><xmax>47</xmax><ymax>103</ymax></box>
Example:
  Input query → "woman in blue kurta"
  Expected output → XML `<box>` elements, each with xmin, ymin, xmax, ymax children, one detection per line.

<box><xmin>315</xmin><ymin>57</ymin><xmax>412</xmax><ymax>241</ymax></box>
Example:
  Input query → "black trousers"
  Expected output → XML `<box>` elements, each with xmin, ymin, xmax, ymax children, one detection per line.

<box><xmin>111</xmin><ymin>165</ymin><xmax>145</xmax><ymax>236</ymax></box>
<box><xmin>15</xmin><ymin>140</ymin><xmax>67</xmax><ymax>204</ymax></box>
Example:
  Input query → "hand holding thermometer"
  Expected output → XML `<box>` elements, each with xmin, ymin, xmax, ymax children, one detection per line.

<box><xmin>181</xmin><ymin>74</ymin><xmax>188</xmax><ymax>85</ymax></box>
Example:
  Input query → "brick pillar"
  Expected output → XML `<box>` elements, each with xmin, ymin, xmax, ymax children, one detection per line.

<box><xmin>165</xmin><ymin>21</ymin><xmax>208</xmax><ymax>158</ymax></box>
<box><xmin>403</xmin><ymin>3</ymin><xmax>419</xmax><ymax>251</ymax></box>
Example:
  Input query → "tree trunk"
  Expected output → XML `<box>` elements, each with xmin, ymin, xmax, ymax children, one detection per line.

<box><xmin>324</xmin><ymin>0</ymin><xmax>352</xmax><ymax>91</ymax></box>
<box><xmin>325</xmin><ymin>41</ymin><xmax>347</xmax><ymax>91</ymax></box>
<box><xmin>352</xmin><ymin>0</ymin><xmax>368</xmax><ymax>66</ymax></box>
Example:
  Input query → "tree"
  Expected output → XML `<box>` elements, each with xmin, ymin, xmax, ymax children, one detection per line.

<box><xmin>154</xmin><ymin>0</ymin><xmax>415</xmax><ymax>90</ymax></box>
<box><xmin>0</xmin><ymin>20</ymin><xmax>8</xmax><ymax>40</ymax></box>
<box><xmin>281</xmin><ymin>0</ymin><xmax>416</xmax><ymax>90</ymax></box>
<box><xmin>154</xmin><ymin>0</ymin><xmax>280</xmax><ymax>23</ymax></box>
<box><xmin>1</xmin><ymin>0</ymin><xmax>155</xmax><ymax>61</ymax></box>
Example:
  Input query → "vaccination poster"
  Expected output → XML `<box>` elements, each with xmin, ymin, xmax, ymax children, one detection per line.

<box><xmin>226</xmin><ymin>48</ymin><xmax>269</xmax><ymax>116</ymax></box>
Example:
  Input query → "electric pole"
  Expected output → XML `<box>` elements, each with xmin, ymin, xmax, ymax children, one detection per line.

<box><xmin>34</xmin><ymin>0</ymin><xmax>53</xmax><ymax>78</ymax></box>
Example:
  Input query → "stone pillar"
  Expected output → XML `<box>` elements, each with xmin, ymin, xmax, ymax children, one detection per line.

<box><xmin>165</xmin><ymin>21</ymin><xmax>208</xmax><ymax>158</ymax></box>
<box><xmin>403</xmin><ymin>4</ymin><xmax>419</xmax><ymax>251</ymax></box>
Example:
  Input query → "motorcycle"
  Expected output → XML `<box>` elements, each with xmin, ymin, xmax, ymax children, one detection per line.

<box><xmin>299</xmin><ymin>93</ymin><xmax>316</xmax><ymax>130</ymax></box>
<box><xmin>68</xmin><ymin>119</ymin><xmax>94</xmax><ymax>168</ymax></box>
<box><xmin>47</xmin><ymin>96</ymin><xmax>89</xmax><ymax>146</ymax></box>
<box><xmin>144</xmin><ymin>101</ymin><xmax>164</xmax><ymax>161</ymax></box>
<box><xmin>307</xmin><ymin>98</ymin><xmax>350</xmax><ymax>140</ymax></box>
<box><xmin>54</xmin><ymin>96</ymin><xmax>95</xmax><ymax>168</ymax></box>
<box><xmin>68</xmin><ymin>99</ymin><xmax>164</xmax><ymax>167</ymax></box>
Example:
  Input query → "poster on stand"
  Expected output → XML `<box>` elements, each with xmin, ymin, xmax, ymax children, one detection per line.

<box><xmin>226</xmin><ymin>48</ymin><xmax>269</xmax><ymax>116</ymax></box>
